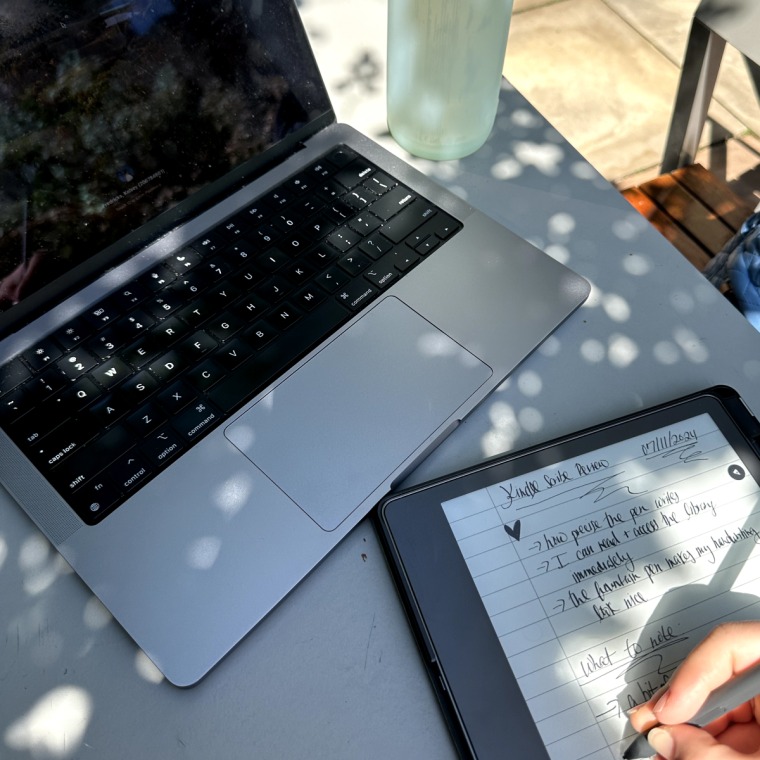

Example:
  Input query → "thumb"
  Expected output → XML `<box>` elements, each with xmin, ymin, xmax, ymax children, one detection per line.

<box><xmin>648</xmin><ymin>724</ymin><xmax>728</xmax><ymax>760</ymax></box>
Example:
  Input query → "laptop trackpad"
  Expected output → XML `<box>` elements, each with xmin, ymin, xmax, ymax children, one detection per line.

<box><xmin>224</xmin><ymin>297</ymin><xmax>492</xmax><ymax>531</ymax></box>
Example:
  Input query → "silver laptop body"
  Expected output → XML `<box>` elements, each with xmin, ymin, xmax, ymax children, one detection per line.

<box><xmin>0</xmin><ymin>0</ymin><xmax>590</xmax><ymax>685</ymax></box>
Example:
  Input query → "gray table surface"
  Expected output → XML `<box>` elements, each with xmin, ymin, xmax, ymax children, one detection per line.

<box><xmin>4</xmin><ymin>1</ymin><xmax>760</xmax><ymax>758</ymax></box>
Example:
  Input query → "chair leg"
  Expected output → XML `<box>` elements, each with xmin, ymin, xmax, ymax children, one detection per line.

<box><xmin>662</xmin><ymin>18</ymin><xmax>726</xmax><ymax>172</ymax></box>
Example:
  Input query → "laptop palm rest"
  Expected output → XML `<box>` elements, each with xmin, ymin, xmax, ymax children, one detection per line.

<box><xmin>224</xmin><ymin>296</ymin><xmax>492</xmax><ymax>531</ymax></box>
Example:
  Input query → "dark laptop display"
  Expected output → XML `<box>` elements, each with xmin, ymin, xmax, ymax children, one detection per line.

<box><xmin>0</xmin><ymin>0</ymin><xmax>331</xmax><ymax>326</ymax></box>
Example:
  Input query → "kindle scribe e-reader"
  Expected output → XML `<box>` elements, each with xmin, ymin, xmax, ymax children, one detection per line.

<box><xmin>376</xmin><ymin>386</ymin><xmax>760</xmax><ymax>760</ymax></box>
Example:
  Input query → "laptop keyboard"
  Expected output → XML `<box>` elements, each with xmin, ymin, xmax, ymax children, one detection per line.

<box><xmin>0</xmin><ymin>145</ymin><xmax>462</xmax><ymax>524</ymax></box>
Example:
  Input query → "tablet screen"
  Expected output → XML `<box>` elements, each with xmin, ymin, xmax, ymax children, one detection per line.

<box><xmin>440</xmin><ymin>408</ymin><xmax>760</xmax><ymax>759</ymax></box>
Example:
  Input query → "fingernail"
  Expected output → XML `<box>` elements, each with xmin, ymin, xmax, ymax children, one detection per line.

<box><xmin>626</xmin><ymin>705</ymin><xmax>640</xmax><ymax>717</ymax></box>
<box><xmin>653</xmin><ymin>690</ymin><xmax>669</xmax><ymax>715</ymax></box>
<box><xmin>647</xmin><ymin>727</ymin><xmax>674</xmax><ymax>759</ymax></box>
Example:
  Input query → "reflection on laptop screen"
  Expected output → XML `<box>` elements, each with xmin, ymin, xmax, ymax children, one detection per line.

<box><xmin>0</xmin><ymin>0</ymin><xmax>331</xmax><ymax>316</ymax></box>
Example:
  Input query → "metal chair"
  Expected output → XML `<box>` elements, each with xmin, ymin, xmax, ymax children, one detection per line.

<box><xmin>662</xmin><ymin>0</ymin><xmax>760</xmax><ymax>172</ymax></box>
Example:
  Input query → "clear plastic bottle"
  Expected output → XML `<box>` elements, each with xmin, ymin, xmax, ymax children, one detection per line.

<box><xmin>387</xmin><ymin>0</ymin><xmax>513</xmax><ymax>160</ymax></box>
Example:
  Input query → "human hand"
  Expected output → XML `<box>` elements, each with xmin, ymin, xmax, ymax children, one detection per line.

<box><xmin>628</xmin><ymin>622</ymin><xmax>760</xmax><ymax>759</ymax></box>
<box><xmin>0</xmin><ymin>252</ymin><xmax>44</xmax><ymax>306</ymax></box>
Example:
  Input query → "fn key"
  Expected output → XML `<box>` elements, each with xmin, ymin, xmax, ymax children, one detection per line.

<box><xmin>69</xmin><ymin>475</ymin><xmax>121</xmax><ymax>524</ymax></box>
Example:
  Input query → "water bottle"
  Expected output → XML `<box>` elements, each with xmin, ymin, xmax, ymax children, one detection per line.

<box><xmin>387</xmin><ymin>0</ymin><xmax>513</xmax><ymax>160</ymax></box>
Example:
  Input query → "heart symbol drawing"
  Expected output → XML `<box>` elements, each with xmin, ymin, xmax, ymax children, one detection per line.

<box><xmin>504</xmin><ymin>520</ymin><xmax>522</xmax><ymax>541</ymax></box>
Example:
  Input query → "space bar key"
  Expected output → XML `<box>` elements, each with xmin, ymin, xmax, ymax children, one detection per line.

<box><xmin>208</xmin><ymin>299</ymin><xmax>349</xmax><ymax>413</ymax></box>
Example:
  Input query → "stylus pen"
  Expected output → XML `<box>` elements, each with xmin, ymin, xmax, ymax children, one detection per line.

<box><xmin>623</xmin><ymin>660</ymin><xmax>760</xmax><ymax>759</ymax></box>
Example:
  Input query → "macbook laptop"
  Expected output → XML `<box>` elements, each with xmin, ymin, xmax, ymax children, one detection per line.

<box><xmin>0</xmin><ymin>0</ymin><xmax>590</xmax><ymax>686</ymax></box>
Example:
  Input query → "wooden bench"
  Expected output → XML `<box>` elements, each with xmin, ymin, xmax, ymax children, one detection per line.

<box><xmin>621</xmin><ymin>164</ymin><xmax>756</xmax><ymax>278</ymax></box>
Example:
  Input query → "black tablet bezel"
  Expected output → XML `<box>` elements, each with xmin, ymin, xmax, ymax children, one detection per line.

<box><xmin>376</xmin><ymin>386</ymin><xmax>760</xmax><ymax>759</ymax></box>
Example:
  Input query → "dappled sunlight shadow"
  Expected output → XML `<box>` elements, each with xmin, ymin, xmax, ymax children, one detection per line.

<box><xmin>134</xmin><ymin>650</ymin><xmax>165</xmax><ymax>685</ymax></box>
<box><xmin>211</xmin><ymin>473</ymin><xmax>254</xmax><ymax>519</ymax></box>
<box><xmin>186</xmin><ymin>536</ymin><xmax>222</xmax><ymax>571</ymax></box>
<box><xmin>18</xmin><ymin>534</ymin><xmax>72</xmax><ymax>597</ymax></box>
<box><xmin>4</xmin><ymin>685</ymin><xmax>93</xmax><ymax>758</ymax></box>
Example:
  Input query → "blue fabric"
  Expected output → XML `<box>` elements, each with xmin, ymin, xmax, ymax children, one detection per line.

<box><xmin>703</xmin><ymin>211</ymin><xmax>760</xmax><ymax>329</ymax></box>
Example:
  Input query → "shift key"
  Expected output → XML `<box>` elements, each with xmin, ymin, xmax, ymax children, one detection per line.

<box><xmin>48</xmin><ymin>426</ymin><xmax>133</xmax><ymax>495</ymax></box>
<box><xmin>378</xmin><ymin>199</ymin><xmax>437</xmax><ymax>243</ymax></box>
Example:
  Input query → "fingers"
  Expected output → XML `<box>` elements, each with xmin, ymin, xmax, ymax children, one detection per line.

<box><xmin>647</xmin><ymin>724</ymin><xmax>727</xmax><ymax>760</ymax></box>
<box><xmin>632</xmin><ymin>622</ymin><xmax>760</xmax><ymax>728</ymax></box>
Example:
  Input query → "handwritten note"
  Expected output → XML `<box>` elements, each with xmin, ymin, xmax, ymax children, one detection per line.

<box><xmin>442</xmin><ymin>412</ymin><xmax>760</xmax><ymax>759</ymax></box>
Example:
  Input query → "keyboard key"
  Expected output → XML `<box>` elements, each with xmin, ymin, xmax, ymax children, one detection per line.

<box><xmin>151</xmin><ymin>316</ymin><xmax>189</xmax><ymax>348</ymax></box>
<box><xmin>56</xmin><ymin>349</ymin><xmax>98</xmax><ymax>380</ymax></box>
<box><xmin>22</xmin><ymin>338</ymin><xmax>63</xmax><ymax>371</ymax></box>
<box><xmin>245</xmin><ymin>320</ymin><xmax>277</xmax><ymax>350</ymax></box>
<box><xmin>53</xmin><ymin>317</ymin><xmax>93</xmax><ymax>350</ymax></box>
<box><xmin>156</xmin><ymin>380</ymin><xmax>196</xmax><ymax>414</ymax></box>
<box><xmin>109</xmin><ymin>282</ymin><xmax>150</xmax><ymax>310</ymax></box>
<box><xmin>123</xmin><ymin>335</ymin><xmax>161</xmax><ymax>368</ymax></box>
<box><xmin>141</xmin><ymin>425</ymin><xmax>185</xmax><ymax>467</ymax></box>
<box><xmin>259</xmin><ymin>276</ymin><xmax>292</xmax><ymax>303</ymax></box>
<box><xmin>0</xmin><ymin>387</ymin><xmax>34</xmax><ymax>424</ymax></box>
<box><xmin>368</xmin><ymin>185</ymin><xmax>415</xmax><ymax>221</ymax></box>
<box><xmin>364</xmin><ymin>171</ymin><xmax>394</xmax><ymax>195</ymax></box>
<box><xmin>268</xmin><ymin>303</ymin><xmax>302</xmax><ymax>330</ymax></box>
<box><xmin>82</xmin><ymin>297</ymin><xmax>122</xmax><ymax>330</ymax></box>
<box><xmin>91</xmin><ymin>357</ymin><xmax>132</xmax><ymax>389</ymax></box>
<box><xmin>180</xmin><ymin>330</ymin><xmax>218</xmax><ymax>359</ymax></box>
<box><xmin>205</xmin><ymin>311</ymin><xmax>244</xmax><ymax>342</ymax></box>
<box><xmin>107</xmin><ymin>449</ymin><xmax>153</xmax><ymax>493</ymax></box>
<box><xmin>91</xmin><ymin>327</ymin><xmax>124</xmax><ymax>360</ymax></box>
<box><xmin>333</xmin><ymin>158</ymin><xmax>374</xmax><ymax>189</ymax></box>
<box><xmin>172</xmin><ymin>400</ymin><xmax>222</xmax><ymax>442</ymax></box>
<box><xmin>294</xmin><ymin>286</ymin><xmax>326</xmax><ymax>311</ymax></box>
<box><xmin>29</xmin><ymin>423</ymin><xmax>94</xmax><ymax>473</ymax></box>
<box><xmin>425</xmin><ymin>212</ymin><xmax>460</xmax><ymax>239</ymax></box>
<box><xmin>118</xmin><ymin>370</ymin><xmax>160</xmax><ymax>405</ymax></box>
<box><xmin>126</xmin><ymin>402</ymin><xmax>166</xmax><ymax>435</ymax></box>
<box><xmin>69</xmin><ymin>474</ymin><xmax>121</xmax><ymax>523</ymax></box>
<box><xmin>232</xmin><ymin>293</ymin><xmax>269</xmax><ymax>321</ymax></box>
<box><xmin>115</xmin><ymin>309</ymin><xmax>156</xmax><ymax>341</ymax></box>
<box><xmin>143</xmin><ymin>294</ymin><xmax>184</xmax><ymax>320</ymax></box>
<box><xmin>147</xmin><ymin>351</ymin><xmax>185</xmax><ymax>383</ymax></box>
<box><xmin>379</xmin><ymin>199</ymin><xmax>436</xmax><ymax>243</ymax></box>
<box><xmin>0</xmin><ymin>359</ymin><xmax>31</xmax><ymax>395</ymax></box>
<box><xmin>306</xmin><ymin>244</ymin><xmax>338</xmax><ymax>268</ymax></box>
<box><xmin>61</xmin><ymin>377</ymin><xmax>102</xmax><ymax>411</ymax></box>
<box><xmin>327</xmin><ymin>226</ymin><xmax>361</xmax><ymax>252</ymax></box>
<box><xmin>187</xmin><ymin>358</ymin><xmax>225</xmax><ymax>392</ymax></box>
<box><xmin>316</xmin><ymin>267</ymin><xmax>348</xmax><ymax>293</ymax></box>
<box><xmin>349</xmin><ymin>213</ymin><xmax>381</xmax><ymax>236</ymax></box>
<box><xmin>335</xmin><ymin>281</ymin><xmax>379</xmax><ymax>311</ymax></box>
<box><xmin>384</xmin><ymin>248</ymin><xmax>421</xmax><ymax>273</ymax></box>
<box><xmin>359</xmin><ymin>233</ymin><xmax>393</xmax><ymax>260</ymax></box>
<box><xmin>257</xmin><ymin>247</ymin><xmax>289</xmax><ymax>273</ymax></box>
<box><xmin>164</xmin><ymin>248</ymin><xmax>202</xmax><ymax>274</ymax></box>
<box><xmin>214</xmin><ymin>339</ymin><xmax>253</xmax><ymax>370</ymax></box>
<box><xmin>89</xmin><ymin>393</ymin><xmax>129</xmax><ymax>427</ymax></box>
<box><xmin>139</xmin><ymin>264</ymin><xmax>176</xmax><ymax>291</ymax></box>
<box><xmin>338</xmin><ymin>251</ymin><xmax>371</xmax><ymax>275</ymax></box>
<box><xmin>364</xmin><ymin>263</ymin><xmax>398</xmax><ymax>290</ymax></box>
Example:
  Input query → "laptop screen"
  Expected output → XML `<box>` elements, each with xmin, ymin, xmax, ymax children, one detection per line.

<box><xmin>0</xmin><ymin>0</ymin><xmax>332</xmax><ymax>324</ymax></box>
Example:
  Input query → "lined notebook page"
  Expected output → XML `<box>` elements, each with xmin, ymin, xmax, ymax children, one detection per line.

<box><xmin>442</xmin><ymin>412</ymin><xmax>760</xmax><ymax>759</ymax></box>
